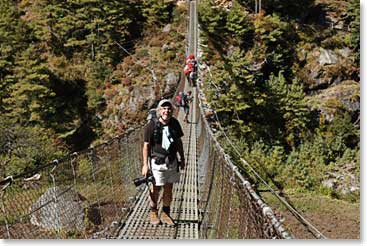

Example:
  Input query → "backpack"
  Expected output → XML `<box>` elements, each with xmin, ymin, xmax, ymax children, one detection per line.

<box><xmin>191</xmin><ymin>60</ymin><xmax>198</xmax><ymax>73</ymax></box>
<box><xmin>146</xmin><ymin>108</ymin><xmax>157</xmax><ymax>122</ymax></box>
<box><xmin>184</xmin><ymin>63</ymin><xmax>193</xmax><ymax>75</ymax></box>
<box><xmin>181</xmin><ymin>94</ymin><xmax>188</xmax><ymax>106</ymax></box>
<box><xmin>175</xmin><ymin>95</ymin><xmax>182</xmax><ymax>107</ymax></box>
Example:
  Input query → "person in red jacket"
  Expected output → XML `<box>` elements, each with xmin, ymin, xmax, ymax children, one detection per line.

<box><xmin>184</xmin><ymin>54</ymin><xmax>197</xmax><ymax>87</ymax></box>
<box><xmin>185</xmin><ymin>53</ymin><xmax>195</xmax><ymax>65</ymax></box>
<box><xmin>184</xmin><ymin>62</ymin><xmax>194</xmax><ymax>86</ymax></box>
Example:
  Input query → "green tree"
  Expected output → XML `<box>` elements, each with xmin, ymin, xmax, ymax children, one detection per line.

<box><xmin>260</xmin><ymin>0</ymin><xmax>314</xmax><ymax>20</ymax></box>
<box><xmin>0</xmin><ymin>116</ymin><xmax>65</xmax><ymax>177</ymax></box>
<box><xmin>226</xmin><ymin>1</ymin><xmax>254</xmax><ymax>49</ymax></box>
<box><xmin>3</xmin><ymin>45</ymin><xmax>56</xmax><ymax>126</ymax></box>
<box><xmin>254</xmin><ymin>14</ymin><xmax>298</xmax><ymax>79</ymax></box>
<box><xmin>198</xmin><ymin>0</ymin><xmax>227</xmax><ymax>38</ymax></box>
<box><xmin>266</xmin><ymin>72</ymin><xmax>310</xmax><ymax>147</ymax></box>
<box><xmin>0</xmin><ymin>0</ymin><xmax>30</xmax><ymax>112</ymax></box>
<box><xmin>206</xmin><ymin>48</ymin><xmax>268</xmax><ymax>140</ymax></box>
<box><xmin>345</xmin><ymin>0</ymin><xmax>360</xmax><ymax>67</ymax></box>
<box><xmin>27</xmin><ymin>0</ymin><xmax>141</xmax><ymax>65</ymax></box>
<box><xmin>141</xmin><ymin>0</ymin><xmax>174</xmax><ymax>27</ymax></box>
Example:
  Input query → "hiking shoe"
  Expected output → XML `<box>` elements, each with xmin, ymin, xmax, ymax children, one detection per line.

<box><xmin>149</xmin><ymin>211</ymin><xmax>160</xmax><ymax>225</ymax></box>
<box><xmin>160</xmin><ymin>211</ymin><xmax>175</xmax><ymax>225</ymax></box>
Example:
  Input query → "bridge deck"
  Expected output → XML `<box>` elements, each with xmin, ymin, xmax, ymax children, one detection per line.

<box><xmin>118</xmin><ymin>87</ymin><xmax>198</xmax><ymax>239</ymax></box>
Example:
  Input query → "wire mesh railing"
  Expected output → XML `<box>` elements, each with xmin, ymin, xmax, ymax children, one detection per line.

<box><xmin>196</xmin><ymin>89</ymin><xmax>292</xmax><ymax>239</ymax></box>
<box><xmin>1</xmin><ymin>0</ymin><xmax>294</xmax><ymax>239</ymax></box>
<box><xmin>0</xmin><ymin>127</ymin><xmax>145</xmax><ymax>239</ymax></box>
<box><xmin>1</xmin><ymin>91</ymin><xmax>293</xmax><ymax>239</ymax></box>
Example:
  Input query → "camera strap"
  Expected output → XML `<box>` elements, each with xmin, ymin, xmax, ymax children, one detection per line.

<box><xmin>147</xmin><ymin>159</ymin><xmax>153</xmax><ymax>196</ymax></box>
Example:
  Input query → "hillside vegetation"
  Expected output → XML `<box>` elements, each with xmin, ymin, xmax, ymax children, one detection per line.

<box><xmin>0</xmin><ymin>0</ymin><xmax>185</xmax><ymax>176</ymax></box>
<box><xmin>0</xmin><ymin>0</ymin><xmax>359</xmax><ymax>205</ymax></box>
<box><xmin>198</xmin><ymin>0</ymin><xmax>359</xmax><ymax>202</ymax></box>
<box><xmin>197</xmin><ymin>0</ymin><xmax>359</xmax><ymax>238</ymax></box>
<box><xmin>0</xmin><ymin>0</ymin><xmax>360</xmax><ymax>239</ymax></box>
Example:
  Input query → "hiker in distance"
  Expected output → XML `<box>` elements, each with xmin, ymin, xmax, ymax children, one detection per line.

<box><xmin>184</xmin><ymin>53</ymin><xmax>198</xmax><ymax>87</ymax></box>
<box><xmin>142</xmin><ymin>99</ymin><xmax>185</xmax><ymax>225</ymax></box>
<box><xmin>175</xmin><ymin>91</ymin><xmax>193</xmax><ymax>123</ymax></box>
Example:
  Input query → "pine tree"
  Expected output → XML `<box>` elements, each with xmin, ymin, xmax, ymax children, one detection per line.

<box><xmin>345</xmin><ymin>0</ymin><xmax>360</xmax><ymax>67</ymax></box>
<box><xmin>267</xmin><ymin>72</ymin><xmax>310</xmax><ymax>147</ymax></box>
<box><xmin>0</xmin><ymin>0</ymin><xmax>30</xmax><ymax>113</ymax></box>
<box><xmin>3</xmin><ymin>45</ymin><xmax>56</xmax><ymax>126</ymax></box>
<box><xmin>225</xmin><ymin>1</ymin><xmax>254</xmax><ymax>48</ymax></box>
<box><xmin>254</xmin><ymin>14</ymin><xmax>298</xmax><ymax>79</ymax></box>
<box><xmin>141</xmin><ymin>0</ymin><xmax>173</xmax><ymax>27</ymax></box>
<box><xmin>198</xmin><ymin>0</ymin><xmax>226</xmax><ymax>38</ymax></box>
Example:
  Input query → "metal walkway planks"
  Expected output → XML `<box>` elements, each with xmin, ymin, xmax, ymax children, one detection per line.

<box><xmin>118</xmin><ymin>0</ymin><xmax>199</xmax><ymax>239</ymax></box>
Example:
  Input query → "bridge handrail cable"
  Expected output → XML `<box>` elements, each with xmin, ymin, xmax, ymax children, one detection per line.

<box><xmin>200</xmin><ymin>45</ymin><xmax>327</xmax><ymax>240</ymax></box>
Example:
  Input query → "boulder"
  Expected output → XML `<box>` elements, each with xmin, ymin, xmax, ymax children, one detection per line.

<box><xmin>161</xmin><ymin>43</ymin><xmax>170</xmax><ymax>52</ymax></box>
<box><xmin>127</xmin><ymin>84</ymin><xmax>156</xmax><ymax>113</ymax></box>
<box><xmin>322</xmin><ymin>179</ymin><xmax>337</xmax><ymax>189</ymax></box>
<box><xmin>306</xmin><ymin>80</ymin><xmax>359</xmax><ymax>122</ymax></box>
<box><xmin>337</xmin><ymin>47</ymin><xmax>353</xmax><ymax>58</ymax></box>
<box><xmin>30</xmin><ymin>187</ymin><xmax>85</xmax><ymax>231</ymax></box>
<box><xmin>163</xmin><ymin>72</ymin><xmax>179</xmax><ymax>95</ymax></box>
<box><xmin>162</xmin><ymin>24</ymin><xmax>171</xmax><ymax>33</ymax></box>
<box><xmin>318</xmin><ymin>48</ymin><xmax>339</xmax><ymax>65</ymax></box>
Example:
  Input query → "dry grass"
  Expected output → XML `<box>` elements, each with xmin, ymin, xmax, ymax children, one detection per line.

<box><xmin>262</xmin><ymin>191</ymin><xmax>360</xmax><ymax>239</ymax></box>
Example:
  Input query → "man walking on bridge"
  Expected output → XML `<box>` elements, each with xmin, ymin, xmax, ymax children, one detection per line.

<box><xmin>142</xmin><ymin>99</ymin><xmax>185</xmax><ymax>226</ymax></box>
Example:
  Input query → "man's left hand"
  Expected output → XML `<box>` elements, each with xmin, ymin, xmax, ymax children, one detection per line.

<box><xmin>180</xmin><ymin>159</ymin><xmax>185</xmax><ymax>170</ymax></box>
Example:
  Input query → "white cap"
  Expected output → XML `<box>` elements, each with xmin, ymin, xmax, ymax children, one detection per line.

<box><xmin>157</xmin><ymin>99</ymin><xmax>173</xmax><ymax>109</ymax></box>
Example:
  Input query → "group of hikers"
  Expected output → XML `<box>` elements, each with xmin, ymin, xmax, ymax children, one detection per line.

<box><xmin>140</xmin><ymin>54</ymin><xmax>196</xmax><ymax>226</ymax></box>
<box><xmin>184</xmin><ymin>53</ymin><xmax>198</xmax><ymax>87</ymax></box>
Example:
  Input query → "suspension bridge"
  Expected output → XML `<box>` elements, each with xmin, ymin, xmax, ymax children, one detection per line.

<box><xmin>0</xmin><ymin>1</ymin><xmax>325</xmax><ymax>240</ymax></box>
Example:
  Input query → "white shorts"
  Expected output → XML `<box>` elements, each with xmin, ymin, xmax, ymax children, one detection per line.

<box><xmin>150</xmin><ymin>158</ymin><xmax>181</xmax><ymax>186</ymax></box>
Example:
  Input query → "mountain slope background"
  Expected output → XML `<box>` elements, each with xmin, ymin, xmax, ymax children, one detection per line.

<box><xmin>0</xmin><ymin>0</ymin><xmax>186</xmax><ymax>175</ymax></box>
<box><xmin>197</xmin><ymin>0</ymin><xmax>359</xmax><ymax>238</ymax></box>
<box><xmin>0</xmin><ymin>0</ymin><xmax>360</xmax><ymax>239</ymax></box>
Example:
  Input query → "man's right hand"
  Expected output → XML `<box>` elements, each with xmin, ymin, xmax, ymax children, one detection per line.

<box><xmin>142</xmin><ymin>165</ymin><xmax>149</xmax><ymax>177</ymax></box>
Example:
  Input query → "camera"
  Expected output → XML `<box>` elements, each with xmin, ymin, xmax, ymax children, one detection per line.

<box><xmin>133</xmin><ymin>173</ymin><xmax>155</xmax><ymax>187</ymax></box>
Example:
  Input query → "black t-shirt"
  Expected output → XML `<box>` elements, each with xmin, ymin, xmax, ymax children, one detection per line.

<box><xmin>144</xmin><ymin>117</ymin><xmax>184</xmax><ymax>156</ymax></box>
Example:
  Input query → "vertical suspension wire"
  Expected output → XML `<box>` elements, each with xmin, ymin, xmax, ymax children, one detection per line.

<box><xmin>49</xmin><ymin>164</ymin><xmax>61</xmax><ymax>238</ymax></box>
<box><xmin>255</xmin><ymin>0</ymin><xmax>262</xmax><ymax>14</ymax></box>
<box><xmin>124</xmin><ymin>133</ymin><xmax>135</xmax><ymax>205</ymax></box>
<box><xmin>225</xmin><ymin>165</ymin><xmax>237</xmax><ymax>238</ymax></box>
<box><xmin>185</xmin><ymin>0</ymin><xmax>190</xmax><ymax>56</ymax></box>
<box><xmin>0</xmin><ymin>179</ymin><xmax>12</xmax><ymax>239</ymax></box>
<box><xmin>259</xmin><ymin>0</ymin><xmax>261</xmax><ymax>13</ymax></box>
<box><xmin>122</xmin><ymin>132</ymin><xmax>134</xmax><ymax>209</ymax></box>
<box><xmin>118</xmin><ymin>138</ymin><xmax>126</xmax><ymax>191</ymax></box>
<box><xmin>126</xmin><ymin>133</ymin><xmax>134</xmax><ymax>187</ymax></box>
<box><xmin>114</xmin><ymin>136</ymin><xmax>128</xmax><ymax>238</ymax></box>
<box><xmin>199</xmin><ymin>121</ymin><xmax>215</xmax><ymax>238</ymax></box>
<box><xmin>212</xmin><ymin>152</ymin><xmax>222</xmax><ymax>238</ymax></box>
<box><xmin>70</xmin><ymin>153</ymin><xmax>78</xmax><ymax>191</ymax></box>
<box><xmin>88</xmin><ymin>147</ymin><xmax>103</xmax><ymax>228</ymax></box>
<box><xmin>103</xmin><ymin>143</ymin><xmax>119</xmax><ymax>222</ymax></box>
<box><xmin>69</xmin><ymin>153</ymin><xmax>88</xmax><ymax>239</ymax></box>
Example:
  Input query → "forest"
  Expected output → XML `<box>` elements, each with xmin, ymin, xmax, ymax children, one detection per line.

<box><xmin>0</xmin><ymin>0</ymin><xmax>360</xmax><ymax>206</ymax></box>
<box><xmin>198</xmin><ymin>0</ymin><xmax>360</xmax><ymax>202</ymax></box>
<box><xmin>0</xmin><ymin>0</ymin><xmax>185</xmax><ymax>175</ymax></box>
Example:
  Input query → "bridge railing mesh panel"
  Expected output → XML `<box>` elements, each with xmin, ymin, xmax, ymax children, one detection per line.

<box><xmin>0</xmin><ymin>128</ymin><xmax>144</xmax><ymax>239</ymax></box>
<box><xmin>196</xmin><ymin>93</ymin><xmax>292</xmax><ymax>239</ymax></box>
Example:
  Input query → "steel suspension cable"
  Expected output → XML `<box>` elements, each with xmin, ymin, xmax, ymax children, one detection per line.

<box><xmin>203</xmin><ymin>65</ymin><xmax>327</xmax><ymax>239</ymax></box>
